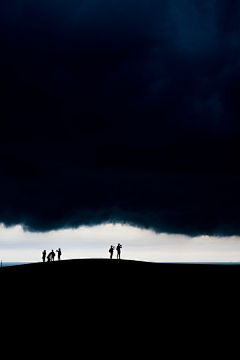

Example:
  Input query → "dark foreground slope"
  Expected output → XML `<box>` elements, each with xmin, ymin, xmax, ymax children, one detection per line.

<box><xmin>1</xmin><ymin>258</ymin><xmax>238</xmax><ymax>293</ymax></box>
<box><xmin>1</xmin><ymin>258</ymin><xmax>238</xmax><ymax>353</ymax></box>
<box><xmin>2</xmin><ymin>258</ymin><xmax>238</xmax><ymax>318</ymax></box>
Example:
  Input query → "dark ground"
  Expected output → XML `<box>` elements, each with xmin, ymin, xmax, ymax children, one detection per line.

<box><xmin>1</xmin><ymin>258</ymin><xmax>237</xmax><ymax>354</ymax></box>
<box><xmin>1</xmin><ymin>258</ymin><xmax>237</xmax><ymax>294</ymax></box>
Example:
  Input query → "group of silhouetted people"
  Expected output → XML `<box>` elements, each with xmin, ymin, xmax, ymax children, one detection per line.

<box><xmin>109</xmin><ymin>243</ymin><xmax>122</xmax><ymax>259</ymax></box>
<box><xmin>42</xmin><ymin>248</ymin><xmax>62</xmax><ymax>262</ymax></box>
<box><xmin>42</xmin><ymin>244</ymin><xmax>122</xmax><ymax>262</ymax></box>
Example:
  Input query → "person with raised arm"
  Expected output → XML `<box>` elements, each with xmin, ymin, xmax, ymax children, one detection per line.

<box><xmin>56</xmin><ymin>248</ymin><xmax>62</xmax><ymax>261</ymax></box>
<box><xmin>116</xmin><ymin>243</ymin><xmax>122</xmax><ymax>259</ymax></box>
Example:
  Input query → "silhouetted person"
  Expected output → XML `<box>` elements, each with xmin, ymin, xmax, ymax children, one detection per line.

<box><xmin>116</xmin><ymin>243</ymin><xmax>122</xmax><ymax>259</ymax></box>
<box><xmin>47</xmin><ymin>252</ymin><xmax>52</xmax><ymax>262</ymax></box>
<box><xmin>56</xmin><ymin>248</ymin><xmax>62</xmax><ymax>261</ymax></box>
<box><xmin>42</xmin><ymin>250</ymin><xmax>46</xmax><ymax>262</ymax></box>
<box><xmin>51</xmin><ymin>250</ymin><xmax>55</xmax><ymax>261</ymax></box>
<box><xmin>109</xmin><ymin>245</ymin><xmax>115</xmax><ymax>259</ymax></box>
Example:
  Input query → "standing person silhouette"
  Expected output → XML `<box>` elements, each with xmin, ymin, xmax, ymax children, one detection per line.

<box><xmin>56</xmin><ymin>248</ymin><xmax>62</xmax><ymax>261</ymax></box>
<box><xmin>51</xmin><ymin>250</ymin><xmax>55</xmax><ymax>261</ymax></box>
<box><xmin>116</xmin><ymin>243</ymin><xmax>122</xmax><ymax>259</ymax></box>
<box><xmin>109</xmin><ymin>245</ymin><xmax>115</xmax><ymax>259</ymax></box>
<box><xmin>42</xmin><ymin>250</ymin><xmax>46</xmax><ymax>262</ymax></box>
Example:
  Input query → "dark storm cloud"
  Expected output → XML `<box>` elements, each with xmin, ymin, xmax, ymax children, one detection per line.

<box><xmin>1</xmin><ymin>0</ymin><xmax>240</xmax><ymax>236</ymax></box>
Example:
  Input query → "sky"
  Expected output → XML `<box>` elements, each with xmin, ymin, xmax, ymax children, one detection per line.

<box><xmin>1</xmin><ymin>0</ymin><xmax>240</xmax><ymax>262</ymax></box>
<box><xmin>1</xmin><ymin>223</ymin><xmax>240</xmax><ymax>263</ymax></box>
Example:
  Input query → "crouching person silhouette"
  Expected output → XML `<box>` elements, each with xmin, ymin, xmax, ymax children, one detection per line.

<box><xmin>47</xmin><ymin>252</ymin><xmax>52</xmax><ymax>262</ymax></box>
<box><xmin>116</xmin><ymin>243</ymin><xmax>122</xmax><ymax>259</ymax></box>
<box><xmin>109</xmin><ymin>245</ymin><xmax>115</xmax><ymax>259</ymax></box>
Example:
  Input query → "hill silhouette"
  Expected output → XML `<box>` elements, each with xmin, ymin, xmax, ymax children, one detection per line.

<box><xmin>1</xmin><ymin>258</ymin><xmax>162</xmax><ymax>289</ymax></box>
<box><xmin>1</xmin><ymin>258</ymin><xmax>237</xmax><ymax>292</ymax></box>
<box><xmin>1</xmin><ymin>257</ymin><xmax>237</xmax><ymax>344</ymax></box>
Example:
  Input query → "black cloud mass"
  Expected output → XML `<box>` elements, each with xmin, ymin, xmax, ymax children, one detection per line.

<box><xmin>1</xmin><ymin>0</ymin><xmax>240</xmax><ymax>236</ymax></box>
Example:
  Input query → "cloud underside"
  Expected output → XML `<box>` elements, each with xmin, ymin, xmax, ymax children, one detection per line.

<box><xmin>1</xmin><ymin>0</ymin><xmax>240</xmax><ymax>236</ymax></box>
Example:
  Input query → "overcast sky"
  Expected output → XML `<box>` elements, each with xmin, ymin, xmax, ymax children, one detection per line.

<box><xmin>1</xmin><ymin>1</ymin><xmax>240</xmax><ymax>262</ymax></box>
<box><xmin>1</xmin><ymin>223</ymin><xmax>240</xmax><ymax>263</ymax></box>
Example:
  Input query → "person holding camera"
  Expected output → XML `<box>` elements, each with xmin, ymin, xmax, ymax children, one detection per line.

<box><xmin>116</xmin><ymin>243</ymin><xmax>122</xmax><ymax>259</ymax></box>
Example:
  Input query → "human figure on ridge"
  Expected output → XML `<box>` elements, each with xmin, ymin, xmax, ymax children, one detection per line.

<box><xmin>109</xmin><ymin>245</ymin><xmax>115</xmax><ymax>259</ymax></box>
<box><xmin>50</xmin><ymin>250</ymin><xmax>55</xmax><ymax>261</ymax></box>
<box><xmin>47</xmin><ymin>252</ymin><xmax>52</xmax><ymax>262</ymax></box>
<box><xmin>42</xmin><ymin>250</ymin><xmax>46</xmax><ymax>262</ymax></box>
<box><xmin>116</xmin><ymin>243</ymin><xmax>122</xmax><ymax>259</ymax></box>
<box><xmin>56</xmin><ymin>248</ymin><xmax>62</xmax><ymax>261</ymax></box>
